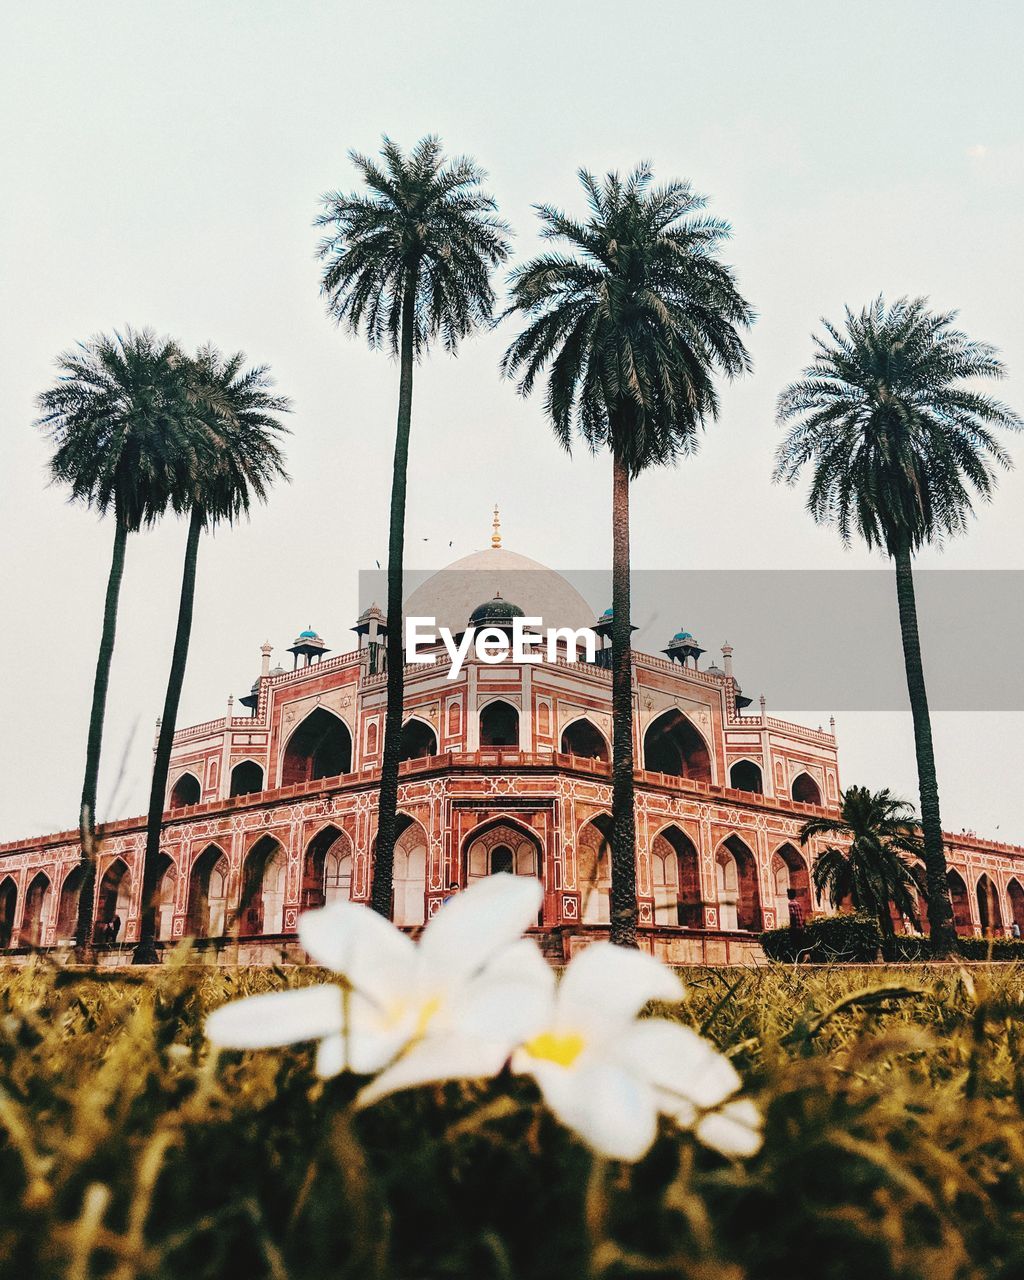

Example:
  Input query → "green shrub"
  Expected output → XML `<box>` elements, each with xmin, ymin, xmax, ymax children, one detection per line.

<box><xmin>958</xmin><ymin>935</ymin><xmax>1024</xmax><ymax>961</ymax></box>
<box><xmin>760</xmin><ymin>915</ymin><xmax>881</xmax><ymax>963</ymax></box>
<box><xmin>759</xmin><ymin>926</ymin><xmax>800</xmax><ymax>962</ymax></box>
<box><xmin>882</xmin><ymin>933</ymin><xmax>929</xmax><ymax>962</ymax></box>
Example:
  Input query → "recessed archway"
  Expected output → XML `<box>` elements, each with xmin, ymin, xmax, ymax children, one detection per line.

<box><xmin>239</xmin><ymin>836</ymin><xmax>287</xmax><ymax>935</ymax></box>
<box><xmin>281</xmin><ymin>708</ymin><xmax>352</xmax><ymax>786</ymax></box>
<box><xmin>96</xmin><ymin>859</ymin><xmax>131</xmax><ymax>944</ymax></box>
<box><xmin>560</xmin><ymin>718</ymin><xmax>610</xmax><ymax>762</ymax></box>
<box><xmin>400</xmin><ymin>718</ymin><xmax>438</xmax><ymax>761</ymax></box>
<box><xmin>229</xmin><ymin>760</ymin><xmax>264</xmax><ymax>798</ymax></box>
<box><xmin>479</xmin><ymin>700</ymin><xmax>520</xmax><ymax>748</ymax></box>
<box><xmin>771</xmin><ymin>843</ymin><xmax>811</xmax><ymax>928</ymax></box>
<box><xmin>729</xmin><ymin>759</ymin><xmax>763</xmax><ymax>795</ymax></box>
<box><xmin>0</xmin><ymin>877</ymin><xmax>16</xmax><ymax>948</ymax></box>
<box><xmin>643</xmin><ymin>710</ymin><xmax>712</xmax><ymax>782</ymax></box>
<box><xmin>976</xmin><ymin>873</ymin><xmax>1003</xmax><ymax>936</ymax></box>
<box><xmin>947</xmin><ymin>869</ymin><xmax>972</xmax><ymax>936</ymax></box>
<box><xmin>792</xmin><ymin>772</ymin><xmax>822</xmax><ymax>806</ymax></box>
<box><xmin>715</xmin><ymin>836</ymin><xmax>762</xmax><ymax>932</ymax></box>
<box><xmin>153</xmin><ymin>855</ymin><xmax>177</xmax><ymax>941</ymax></box>
<box><xmin>1008</xmin><ymin>879</ymin><xmax>1024</xmax><ymax>934</ymax></box>
<box><xmin>463</xmin><ymin>818</ymin><xmax>543</xmax><ymax>923</ymax></box>
<box><xmin>187</xmin><ymin>844</ymin><xmax>231</xmax><ymax>938</ymax></box>
<box><xmin>578</xmin><ymin>814</ymin><xmax>613</xmax><ymax>925</ymax></box>
<box><xmin>169</xmin><ymin>772</ymin><xmax>201</xmax><ymax>809</ymax></box>
<box><xmin>55</xmin><ymin>864</ymin><xmax>86</xmax><ymax>942</ymax></box>
<box><xmin>22</xmin><ymin>872</ymin><xmax>52</xmax><ymax>948</ymax></box>
<box><xmin>650</xmin><ymin>825</ymin><xmax>702</xmax><ymax>926</ymax></box>
<box><xmin>303</xmin><ymin>825</ymin><xmax>353</xmax><ymax>909</ymax></box>
<box><xmin>391</xmin><ymin>815</ymin><xmax>428</xmax><ymax>927</ymax></box>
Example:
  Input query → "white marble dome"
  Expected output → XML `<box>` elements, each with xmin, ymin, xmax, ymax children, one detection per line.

<box><xmin>404</xmin><ymin>547</ymin><xmax>595</xmax><ymax>634</ymax></box>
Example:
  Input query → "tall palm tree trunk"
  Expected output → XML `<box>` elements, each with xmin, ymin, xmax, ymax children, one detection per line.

<box><xmin>371</xmin><ymin>267</ymin><xmax>418</xmax><ymax>918</ymax></box>
<box><xmin>609</xmin><ymin>453</ymin><xmax>638</xmax><ymax>948</ymax></box>
<box><xmin>75</xmin><ymin>513</ymin><xmax>129</xmax><ymax>959</ymax></box>
<box><xmin>133</xmin><ymin>505</ymin><xmax>204</xmax><ymax>964</ymax></box>
<box><xmin>893</xmin><ymin>544</ymin><xmax>957</xmax><ymax>956</ymax></box>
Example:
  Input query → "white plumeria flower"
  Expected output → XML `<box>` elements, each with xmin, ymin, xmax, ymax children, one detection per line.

<box><xmin>506</xmin><ymin>942</ymin><xmax>762</xmax><ymax>1162</ymax></box>
<box><xmin>206</xmin><ymin>873</ymin><xmax>545</xmax><ymax>1085</ymax></box>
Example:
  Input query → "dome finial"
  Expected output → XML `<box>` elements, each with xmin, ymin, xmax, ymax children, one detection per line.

<box><xmin>491</xmin><ymin>503</ymin><xmax>502</xmax><ymax>549</ymax></box>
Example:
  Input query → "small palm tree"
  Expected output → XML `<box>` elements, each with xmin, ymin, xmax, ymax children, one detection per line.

<box><xmin>316</xmin><ymin>136</ymin><xmax>511</xmax><ymax>918</ymax></box>
<box><xmin>133</xmin><ymin>347</ymin><xmax>289</xmax><ymax>963</ymax></box>
<box><xmin>800</xmin><ymin>785</ymin><xmax>924</xmax><ymax>939</ymax></box>
<box><xmin>502</xmin><ymin>165</ymin><xmax>753</xmax><ymax>946</ymax></box>
<box><xmin>37</xmin><ymin>329</ymin><xmax>193</xmax><ymax>956</ymax></box>
<box><xmin>775</xmin><ymin>297</ymin><xmax>1021</xmax><ymax>954</ymax></box>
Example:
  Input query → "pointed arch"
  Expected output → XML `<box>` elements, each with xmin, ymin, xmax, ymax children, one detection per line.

<box><xmin>792</xmin><ymin>771</ymin><xmax>822</xmax><ymax>806</ymax></box>
<box><xmin>303</xmin><ymin>824</ymin><xmax>353</xmax><ymax>909</ymax></box>
<box><xmin>239</xmin><ymin>836</ymin><xmax>288</xmax><ymax>935</ymax></box>
<box><xmin>560</xmin><ymin>718</ymin><xmax>610</xmax><ymax>762</ymax></box>
<box><xmin>650</xmin><ymin>824</ymin><xmax>702</xmax><ymax>926</ymax></box>
<box><xmin>947</xmin><ymin>869</ymin><xmax>972</xmax><ymax>935</ymax></box>
<box><xmin>729</xmin><ymin>759</ymin><xmax>763</xmax><ymax>795</ymax></box>
<box><xmin>976</xmin><ymin>872</ymin><xmax>1003</xmax><ymax>936</ymax></box>
<box><xmin>0</xmin><ymin>877</ymin><xmax>16</xmax><ymax>948</ymax></box>
<box><xmin>22</xmin><ymin>872</ymin><xmax>52</xmax><ymax>948</ymax></box>
<box><xmin>153</xmin><ymin>854</ymin><xmax>177</xmax><ymax>941</ymax></box>
<box><xmin>187</xmin><ymin>843</ymin><xmax>231</xmax><ymax>938</ymax></box>
<box><xmin>229</xmin><ymin>759</ymin><xmax>264</xmax><ymax>798</ymax></box>
<box><xmin>714</xmin><ymin>835</ymin><xmax>762</xmax><ymax>932</ymax></box>
<box><xmin>479</xmin><ymin>699</ymin><xmax>520</xmax><ymax>748</ymax></box>
<box><xmin>1008</xmin><ymin>878</ymin><xmax>1024</xmax><ymax>934</ymax></box>
<box><xmin>281</xmin><ymin>707</ymin><xmax>352</xmax><ymax>786</ymax></box>
<box><xmin>771</xmin><ymin>842</ymin><xmax>811</xmax><ymax>928</ymax></box>
<box><xmin>169</xmin><ymin>771</ymin><xmax>201</xmax><ymax>809</ymax></box>
<box><xmin>391</xmin><ymin>815</ymin><xmax>428</xmax><ymax>926</ymax></box>
<box><xmin>643</xmin><ymin>710</ymin><xmax>712</xmax><ymax>782</ymax></box>
<box><xmin>463</xmin><ymin>817</ymin><xmax>544</xmax><ymax>923</ymax></box>
<box><xmin>400</xmin><ymin>717</ymin><xmax>438</xmax><ymax>761</ymax></box>
<box><xmin>577</xmin><ymin>813</ymin><xmax>613</xmax><ymax>924</ymax></box>
<box><xmin>96</xmin><ymin>858</ymin><xmax>131</xmax><ymax>943</ymax></box>
<box><xmin>56</xmin><ymin>864</ymin><xmax>86</xmax><ymax>942</ymax></box>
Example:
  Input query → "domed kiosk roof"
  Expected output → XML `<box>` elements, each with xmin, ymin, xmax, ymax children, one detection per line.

<box><xmin>404</xmin><ymin>547</ymin><xmax>595</xmax><ymax>635</ymax></box>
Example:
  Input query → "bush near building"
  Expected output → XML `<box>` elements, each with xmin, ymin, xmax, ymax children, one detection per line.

<box><xmin>760</xmin><ymin>919</ymin><xmax>1024</xmax><ymax>964</ymax></box>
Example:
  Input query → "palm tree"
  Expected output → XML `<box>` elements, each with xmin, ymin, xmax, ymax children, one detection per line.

<box><xmin>37</xmin><ymin>329</ymin><xmax>193</xmax><ymax>957</ymax></box>
<box><xmin>316</xmin><ymin>136</ymin><xmax>510</xmax><ymax>918</ymax></box>
<box><xmin>133</xmin><ymin>347</ymin><xmax>289</xmax><ymax>963</ymax></box>
<box><xmin>775</xmin><ymin>297</ymin><xmax>1021</xmax><ymax>954</ymax></box>
<box><xmin>502</xmin><ymin>165</ymin><xmax>753</xmax><ymax>946</ymax></box>
<box><xmin>800</xmin><ymin>785</ymin><xmax>924</xmax><ymax>939</ymax></box>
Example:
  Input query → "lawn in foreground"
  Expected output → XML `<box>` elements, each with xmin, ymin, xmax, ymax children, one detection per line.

<box><xmin>2</xmin><ymin>958</ymin><xmax>1023</xmax><ymax>1280</ymax></box>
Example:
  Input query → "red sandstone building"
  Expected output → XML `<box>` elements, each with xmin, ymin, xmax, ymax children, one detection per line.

<box><xmin>1</xmin><ymin>534</ymin><xmax>1021</xmax><ymax>962</ymax></box>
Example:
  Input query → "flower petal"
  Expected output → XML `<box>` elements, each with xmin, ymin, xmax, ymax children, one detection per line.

<box><xmin>520</xmin><ymin>1055</ymin><xmax>659</xmax><ymax>1162</ymax></box>
<box><xmin>419</xmin><ymin>875</ymin><xmax>543</xmax><ymax>983</ymax></box>
<box><xmin>619</xmin><ymin>1019</ymin><xmax>741</xmax><ymax>1109</ymax></box>
<box><xmin>557</xmin><ymin>943</ymin><xmax>684</xmax><ymax>1036</ymax></box>
<box><xmin>346</xmin><ymin>990</ymin><xmax>417</xmax><ymax>1074</ymax></box>
<box><xmin>356</xmin><ymin>1033</ymin><xmax>510</xmax><ymax>1107</ymax></box>
<box><xmin>315</xmin><ymin>1032</ymin><xmax>346</xmax><ymax>1079</ymax></box>
<box><xmin>206</xmin><ymin>985</ymin><xmax>343</xmax><ymax>1049</ymax></box>
<box><xmin>694</xmin><ymin>1097</ymin><xmax>763</xmax><ymax>1158</ymax></box>
<box><xmin>299</xmin><ymin>901</ymin><xmax>415</xmax><ymax>1007</ymax></box>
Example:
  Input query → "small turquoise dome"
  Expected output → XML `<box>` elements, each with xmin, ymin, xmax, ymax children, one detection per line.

<box><xmin>298</xmin><ymin>628</ymin><xmax>319</xmax><ymax>639</ymax></box>
<box><xmin>602</xmin><ymin>607</ymin><xmax>613</xmax><ymax>617</ymax></box>
<box><xmin>673</xmin><ymin>630</ymin><xmax>694</xmax><ymax>641</ymax></box>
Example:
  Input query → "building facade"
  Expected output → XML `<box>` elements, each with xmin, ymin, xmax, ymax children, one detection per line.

<box><xmin>1</xmin><ymin>541</ymin><xmax>1020</xmax><ymax>962</ymax></box>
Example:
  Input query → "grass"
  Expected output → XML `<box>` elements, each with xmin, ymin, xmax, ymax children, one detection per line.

<box><xmin>3</xmin><ymin>956</ymin><xmax>1024</xmax><ymax>1279</ymax></box>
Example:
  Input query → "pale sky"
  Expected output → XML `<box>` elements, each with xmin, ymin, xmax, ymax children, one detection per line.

<box><xmin>1</xmin><ymin>0</ymin><xmax>1022</xmax><ymax>842</ymax></box>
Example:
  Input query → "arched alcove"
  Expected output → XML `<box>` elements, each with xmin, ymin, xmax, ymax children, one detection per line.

<box><xmin>771</xmin><ymin>842</ymin><xmax>811</xmax><ymax>927</ymax></box>
<box><xmin>239</xmin><ymin>836</ymin><xmax>287</xmax><ymax>935</ymax></box>
<box><xmin>391</xmin><ymin>815</ymin><xmax>428</xmax><ymax>927</ymax></box>
<box><xmin>154</xmin><ymin>855</ymin><xmax>177</xmax><ymax>941</ymax></box>
<box><xmin>464</xmin><ymin>819</ymin><xmax>543</xmax><ymax>924</ymax></box>
<box><xmin>792</xmin><ymin>772</ymin><xmax>822</xmax><ymax>806</ymax></box>
<box><xmin>96</xmin><ymin>859</ymin><xmax>131</xmax><ymax>943</ymax></box>
<box><xmin>281</xmin><ymin>709</ymin><xmax>352</xmax><ymax>786</ymax></box>
<box><xmin>650</xmin><ymin>825</ymin><xmax>702</xmax><ymax>926</ymax></box>
<box><xmin>169</xmin><ymin>772</ymin><xmax>201</xmax><ymax>809</ymax></box>
<box><xmin>229</xmin><ymin>760</ymin><xmax>264</xmax><ymax>797</ymax></box>
<box><xmin>947</xmin><ymin>869</ymin><xmax>972</xmax><ymax>935</ymax></box>
<box><xmin>643</xmin><ymin>711</ymin><xmax>712</xmax><ymax>782</ymax></box>
<box><xmin>560</xmin><ymin>718</ymin><xmax>610</xmax><ymax>761</ymax></box>
<box><xmin>578</xmin><ymin>814</ymin><xmax>613</xmax><ymax>924</ymax></box>
<box><xmin>303</xmin><ymin>825</ymin><xmax>353</xmax><ymax>909</ymax></box>
<box><xmin>0</xmin><ymin>878</ymin><xmax>16</xmax><ymax>948</ymax></box>
<box><xmin>22</xmin><ymin>872</ymin><xmax>52</xmax><ymax>947</ymax></box>
<box><xmin>187</xmin><ymin>844</ymin><xmax>231</xmax><ymax>938</ymax></box>
<box><xmin>479</xmin><ymin>700</ymin><xmax>520</xmax><ymax>748</ymax></box>
<box><xmin>1008</xmin><ymin>879</ymin><xmax>1024</xmax><ymax>934</ymax></box>
<box><xmin>976</xmin><ymin>873</ymin><xmax>1003</xmax><ymax>936</ymax></box>
<box><xmin>400</xmin><ymin>718</ymin><xmax>438</xmax><ymax>761</ymax></box>
<box><xmin>55</xmin><ymin>864</ymin><xmax>85</xmax><ymax>942</ymax></box>
<box><xmin>729</xmin><ymin>759</ymin><xmax>763</xmax><ymax>795</ymax></box>
<box><xmin>715</xmin><ymin>836</ymin><xmax>762</xmax><ymax>932</ymax></box>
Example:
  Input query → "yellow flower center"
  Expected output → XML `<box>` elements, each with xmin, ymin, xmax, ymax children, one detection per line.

<box><xmin>415</xmin><ymin>995</ymin><xmax>442</xmax><ymax>1036</ymax></box>
<box><xmin>524</xmin><ymin>1030</ymin><xmax>586</xmax><ymax>1068</ymax></box>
